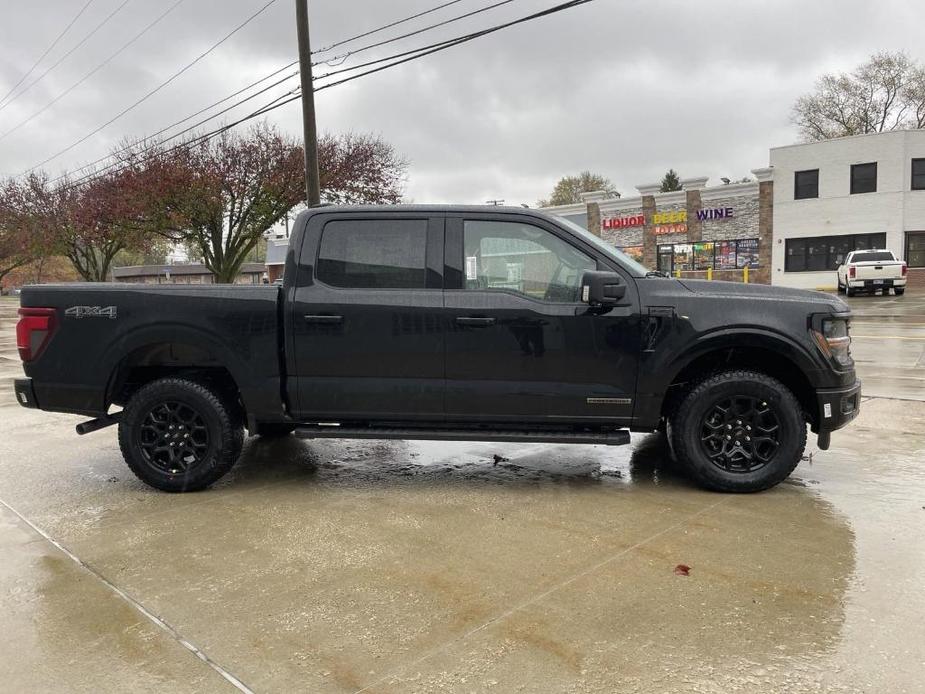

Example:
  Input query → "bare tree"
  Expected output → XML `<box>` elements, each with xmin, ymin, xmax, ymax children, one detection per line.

<box><xmin>793</xmin><ymin>51</ymin><xmax>925</xmax><ymax>141</ymax></box>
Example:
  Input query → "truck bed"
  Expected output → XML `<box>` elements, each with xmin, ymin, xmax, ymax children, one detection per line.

<box><xmin>19</xmin><ymin>283</ymin><xmax>283</xmax><ymax>420</ymax></box>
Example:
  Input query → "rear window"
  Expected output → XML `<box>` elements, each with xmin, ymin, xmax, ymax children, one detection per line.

<box><xmin>317</xmin><ymin>219</ymin><xmax>428</xmax><ymax>289</ymax></box>
<box><xmin>851</xmin><ymin>251</ymin><xmax>895</xmax><ymax>263</ymax></box>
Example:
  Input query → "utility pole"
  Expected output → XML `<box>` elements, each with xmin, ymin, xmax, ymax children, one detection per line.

<box><xmin>295</xmin><ymin>0</ymin><xmax>321</xmax><ymax>206</ymax></box>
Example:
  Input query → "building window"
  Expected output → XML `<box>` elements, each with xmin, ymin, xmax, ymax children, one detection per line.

<box><xmin>784</xmin><ymin>233</ymin><xmax>887</xmax><ymax>272</ymax></box>
<box><xmin>657</xmin><ymin>239</ymin><xmax>760</xmax><ymax>274</ymax></box>
<box><xmin>794</xmin><ymin>169</ymin><xmax>819</xmax><ymax>199</ymax></box>
<box><xmin>907</xmin><ymin>232</ymin><xmax>925</xmax><ymax>268</ymax></box>
<box><xmin>850</xmin><ymin>162</ymin><xmax>877</xmax><ymax>194</ymax></box>
<box><xmin>912</xmin><ymin>159</ymin><xmax>925</xmax><ymax>191</ymax></box>
<box><xmin>316</xmin><ymin>219</ymin><xmax>429</xmax><ymax>289</ymax></box>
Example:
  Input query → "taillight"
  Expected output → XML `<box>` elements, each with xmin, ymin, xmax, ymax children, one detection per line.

<box><xmin>849</xmin><ymin>266</ymin><xmax>856</xmax><ymax>278</ymax></box>
<box><xmin>16</xmin><ymin>308</ymin><xmax>57</xmax><ymax>362</ymax></box>
<box><xmin>902</xmin><ymin>262</ymin><xmax>908</xmax><ymax>277</ymax></box>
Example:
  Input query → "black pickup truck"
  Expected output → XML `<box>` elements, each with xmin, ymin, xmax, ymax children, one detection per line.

<box><xmin>14</xmin><ymin>205</ymin><xmax>860</xmax><ymax>493</ymax></box>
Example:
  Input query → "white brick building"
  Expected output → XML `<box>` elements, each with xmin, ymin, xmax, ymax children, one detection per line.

<box><xmin>770</xmin><ymin>130</ymin><xmax>925</xmax><ymax>290</ymax></box>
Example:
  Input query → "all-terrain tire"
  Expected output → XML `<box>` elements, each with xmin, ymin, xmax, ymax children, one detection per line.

<box><xmin>254</xmin><ymin>423</ymin><xmax>296</xmax><ymax>438</ymax></box>
<box><xmin>118</xmin><ymin>378</ymin><xmax>244</xmax><ymax>492</ymax></box>
<box><xmin>669</xmin><ymin>370</ymin><xmax>806</xmax><ymax>493</ymax></box>
<box><xmin>895</xmin><ymin>288</ymin><xmax>905</xmax><ymax>296</ymax></box>
<box><xmin>846</xmin><ymin>286</ymin><xmax>855</xmax><ymax>297</ymax></box>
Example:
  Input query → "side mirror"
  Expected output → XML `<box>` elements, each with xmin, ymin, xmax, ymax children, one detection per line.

<box><xmin>581</xmin><ymin>271</ymin><xmax>626</xmax><ymax>306</ymax></box>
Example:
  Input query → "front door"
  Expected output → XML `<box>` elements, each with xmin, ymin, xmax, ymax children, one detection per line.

<box><xmin>288</xmin><ymin>213</ymin><xmax>445</xmax><ymax>421</ymax></box>
<box><xmin>443</xmin><ymin>214</ymin><xmax>641</xmax><ymax>425</ymax></box>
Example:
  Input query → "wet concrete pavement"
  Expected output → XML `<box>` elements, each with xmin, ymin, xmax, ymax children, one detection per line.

<box><xmin>1</xmin><ymin>293</ymin><xmax>924</xmax><ymax>693</ymax></box>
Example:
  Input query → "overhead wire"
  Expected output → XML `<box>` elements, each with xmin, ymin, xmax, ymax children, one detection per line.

<box><xmin>0</xmin><ymin>0</ymin><xmax>135</xmax><ymax>114</ymax></box>
<box><xmin>41</xmin><ymin>0</ymin><xmax>596</xmax><ymax>189</ymax></box>
<box><xmin>0</xmin><ymin>0</ymin><xmax>189</xmax><ymax>144</ymax></box>
<box><xmin>0</xmin><ymin>0</ymin><xmax>97</xmax><ymax>107</ymax></box>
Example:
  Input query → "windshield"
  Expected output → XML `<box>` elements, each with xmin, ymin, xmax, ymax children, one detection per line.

<box><xmin>851</xmin><ymin>251</ymin><xmax>895</xmax><ymax>263</ymax></box>
<box><xmin>556</xmin><ymin>216</ymin><xmax>651</xmax><ymax>276</ymax></box>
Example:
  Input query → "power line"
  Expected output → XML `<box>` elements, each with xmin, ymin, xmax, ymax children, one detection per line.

<box><xmin>47</xmin><ymin>0</ymin><xmax>596</xmax><ymax>188</ymax></box>
<box><xmin>0</xmin><ymin>0</ymin><xmax>135</xmax><ymax>114</ymax></box>
<box><xmin>23</xmin><ymin>0</ymin><xmax>281</xmax><ymax>172</ymax></box>
<box><xmin>35</xmin><ymin>0</ymin><xmax>489</xmax><ymax>178</ymax></box>
<box><xmin>54</xmin><ymin>62</ymin><xmax>300</xmax><ymax>184</ymax></box>
<box><xmin>311</xmin><ymin>0</ymin><xmax>467</xmax><ymax>55</ymax></box>
<box><xmin>314</xmin><ymin>0</ymin><xmax>518</xmax><ymax>67</ymax></box>
<box><xmin>0</xmin><ymin>0</ymin><xmax>96</xmax><ymax>107</ymax></box>
<box><xmin>0</xmin><ymin>0</ymin><xmax>189</xmax><ymax>144</ymax></box>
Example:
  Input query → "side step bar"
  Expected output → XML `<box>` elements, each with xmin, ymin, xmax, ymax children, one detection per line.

<box><xmin>295</xmin><ymin>425</ymin><xmax>631</xmax><ymax>446</ymax></box>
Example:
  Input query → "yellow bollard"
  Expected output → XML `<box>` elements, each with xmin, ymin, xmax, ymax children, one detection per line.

<box><xmin>675</xmin><ymin>269</ymin><xmax>681</xmax><ymax>278</ymax></box>
<box><xmin>743</xmin><ymin>266</ymin><xmax>750</xmax><ymax>284</ymax></box>
<box><xmin>707</xmin><ymin>267</ymin><xmax>713</xmax><ymax>281</ymax></box>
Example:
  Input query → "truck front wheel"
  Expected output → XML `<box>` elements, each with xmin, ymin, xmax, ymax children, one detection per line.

<box><xmin>118</xmin><ymin>378</ymin><xmax>244</xmax><ymax>492</ymax></box>
<box><xmin>669</xmin><ymin>370</ymin><xmax>806</xmax><ymax>492</ymax></box>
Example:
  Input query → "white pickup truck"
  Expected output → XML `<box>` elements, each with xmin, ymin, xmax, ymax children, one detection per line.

<box><xmin>836</xmin><ymin>249</ymin><xmax>907</xmax><ymax>297</ymax></box>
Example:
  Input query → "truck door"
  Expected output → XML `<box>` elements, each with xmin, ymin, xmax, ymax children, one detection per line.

<box><xmin>443</xmin><ymin>214</ymin><xmax>641</xmax><ymax>424</ymax></box>
<box><xmin>288</xmin><ymin>213</ymin><xmax>445</xmax><ymax>421</ymax></box>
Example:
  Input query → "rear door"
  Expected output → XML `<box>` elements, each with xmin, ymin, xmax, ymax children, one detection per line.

<box><xmin>443</xmin><ymin>213</ymin><xmax>641</xmax><ymax>425</ymax></box>
<box><xmin>289</xmin><ymin>213</ymin><xmax>445</xmax><ymax>421</ymax></box>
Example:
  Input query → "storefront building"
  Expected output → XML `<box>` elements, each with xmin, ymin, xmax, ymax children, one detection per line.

<box><xmin>770</xmin><ymin>129</ymin><xmax>925</xmax><ymax>290</ymax></box>
<box><xmin>542</xmin><ymin>170</ymin><xmax>773</xmax><ymax>284</ymax></box>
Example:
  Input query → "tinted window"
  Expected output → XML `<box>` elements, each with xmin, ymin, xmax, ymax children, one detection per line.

<box><xmin>794</xmin><ymin>169</ymin><xmax>819</xmax><ymax>199</ymax></box>
<box><xmin>463</xmin><ymin>220</ymin><xmax>596</xmax><ymax>302</ymax></box>
<box><xmin>851</xmin><ymin>251</ymin><xmax>895</xmax><ymax>263</ymax></box>
<box><xmin>912</xmin><ymin>159</ymin><xmax>925</xmax><ymax>191</ymax></box>
<box><xmin>317</xmin><ymin>219</ymin><xmax>428</xmax><ymax>289</ymax></box>
<box><xmin>850</xmin><ymin>162</ymin><xmax>877</xmax><ymax>194</ymax></box>
<box><xmin>784</xmin><ymin>233</ymin><xmax>887</xmax><ymax>271</ymax></box>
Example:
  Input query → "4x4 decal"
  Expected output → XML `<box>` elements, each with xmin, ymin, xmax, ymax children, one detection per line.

<box><xmin>65</xmin><ymin>306</ymin><xmax>117</xmax><ymax>320</ymax></box>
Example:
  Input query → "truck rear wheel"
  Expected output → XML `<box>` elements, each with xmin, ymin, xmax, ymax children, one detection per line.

<box><xmin>118</xmin><ymin>378</ymin><xmax>243</xmax><ymax>492</ymax></box>
<box><xmin>669</xmin><ymin>370</ymin><xmax>806</xmax><ymax>493</ymax></box>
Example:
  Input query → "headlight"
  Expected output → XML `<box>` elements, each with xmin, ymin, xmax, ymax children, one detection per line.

<box><xmin>812</xmin><ymin>318</ymin><xmax>852</xmax><ymax>368</ymax></box>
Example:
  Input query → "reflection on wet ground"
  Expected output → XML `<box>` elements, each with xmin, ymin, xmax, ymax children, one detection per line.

<box><xmin>1</xmin><ymin>295</ymin><xmax>924</xmax><ymax>692</ymax></box>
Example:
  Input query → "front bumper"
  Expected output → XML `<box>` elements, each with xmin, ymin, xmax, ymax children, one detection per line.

<box><xmin>814</xmin><ymin>378</ymin><xmax>861</xmax><ymax>447</ymax></box>
<box><xmin>14</xmin><ymin>378</ymin><xmax>38</xmax><ymax>409</ymax></box>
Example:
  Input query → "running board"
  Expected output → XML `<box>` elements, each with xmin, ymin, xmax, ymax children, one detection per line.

<box><xmin>294</xmin><ymin>425</ymin><xmax>631</xmax><ymax>446</ymax></box>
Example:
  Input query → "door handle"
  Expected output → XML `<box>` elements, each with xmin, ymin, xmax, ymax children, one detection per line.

<box><xmin>304</xmin><ymin>315</ymin><xmax>343</xmax><ymax>324</ymax></box>
<box><xmin>456</xmin><ymin>316</ymin><xmax>495</xmax><ymax>327</ymax></box>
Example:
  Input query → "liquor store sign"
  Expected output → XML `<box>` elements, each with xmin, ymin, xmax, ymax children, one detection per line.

<box><xmin>602</xmin><ymin>206</ymin><xmax>735</xmax><ymax>236</ymax></box>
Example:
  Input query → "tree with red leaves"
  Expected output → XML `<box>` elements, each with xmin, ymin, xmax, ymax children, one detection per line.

<box><xmin>5</xmin><ymin>171</ymin><xmax>157</xmax><ymax>282</ymax></box>
<box><xmin>144</xmin><ymin>123</ymin><xmax>407</xmax><ymax>283</ymax></box>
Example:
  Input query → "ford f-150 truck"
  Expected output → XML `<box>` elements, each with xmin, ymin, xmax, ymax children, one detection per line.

<box><xmin>14</xmin><ymin>206</ymin><xmax>860</xmax><ymax>493</ymax></box>
<box><xmin>836</xmin><ymin>249</ymin><xmax>908</xmax><ymax>296</ymax></box>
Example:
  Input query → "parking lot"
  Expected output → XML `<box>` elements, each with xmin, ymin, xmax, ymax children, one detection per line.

<box><xmin>1</xmin><ymin>292</ymin><xmax>924</xmax><ymax>693</ymax></box>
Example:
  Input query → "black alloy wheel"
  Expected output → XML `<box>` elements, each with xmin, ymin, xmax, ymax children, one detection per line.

<box><xmin>699</xmin><ymin>396</ymin><xmax>781</xmax><ymax>473</ymax></box>
<box><xmin>669</xmin><ymin>370</ymin><xmax>806</xmax><ymax>493</ymax></box>
<box><xmin>118</xmin><ymin>378</ymin><xmax>243</xmax><ymax>492</ymax></box>
<box><xmin>138</xmin><ymin>401</ymin><xmax>211</xmax><ymax>474</ymax></box>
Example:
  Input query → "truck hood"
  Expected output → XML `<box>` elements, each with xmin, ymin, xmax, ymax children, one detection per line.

<box><xmin>676</xmin><ymin>278</ymin><xmax>849</xmax><ymax>312</ymax></box>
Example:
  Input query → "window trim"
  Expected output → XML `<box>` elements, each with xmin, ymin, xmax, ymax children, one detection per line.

<box><xmin>850</xmin><ymin>162</ymin><xmax>878</xmax><ymax>195</ymax></box>
<box><xmin>912</xmin><ymin>158</ymin><xmax>925</xmax><ymax>191</ymax></box>
<box><xmin>312</xmin><ymin>215</ymin><xmax>442</xmax><ymax>291</ymax></box>
<box><xmin>784</xmin><ymin>232</ymin><xmax>887</xmax><ymax>272</ymax></box>
<box><xmin>794</xmin><ymin>169</ymin><xmax>819</xmax><ymax>200</ymax></box>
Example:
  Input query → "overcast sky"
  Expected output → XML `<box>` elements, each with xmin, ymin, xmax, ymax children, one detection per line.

<box><xmin>1</xmin><ymin>0</ymin><xmax>924</xmax><ymax>205</ymax></box>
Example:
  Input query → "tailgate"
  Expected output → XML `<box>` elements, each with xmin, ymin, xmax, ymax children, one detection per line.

<box><xmin>853</xmin><ymin>262</ymin><xmax>904</xmax><ymax>280</ymax></box>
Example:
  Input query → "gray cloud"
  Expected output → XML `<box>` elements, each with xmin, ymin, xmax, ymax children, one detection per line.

<box><xmin>1</xmin><ymin>0</ymin><xmax>923</xmax><ymax>202</ymax></box>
